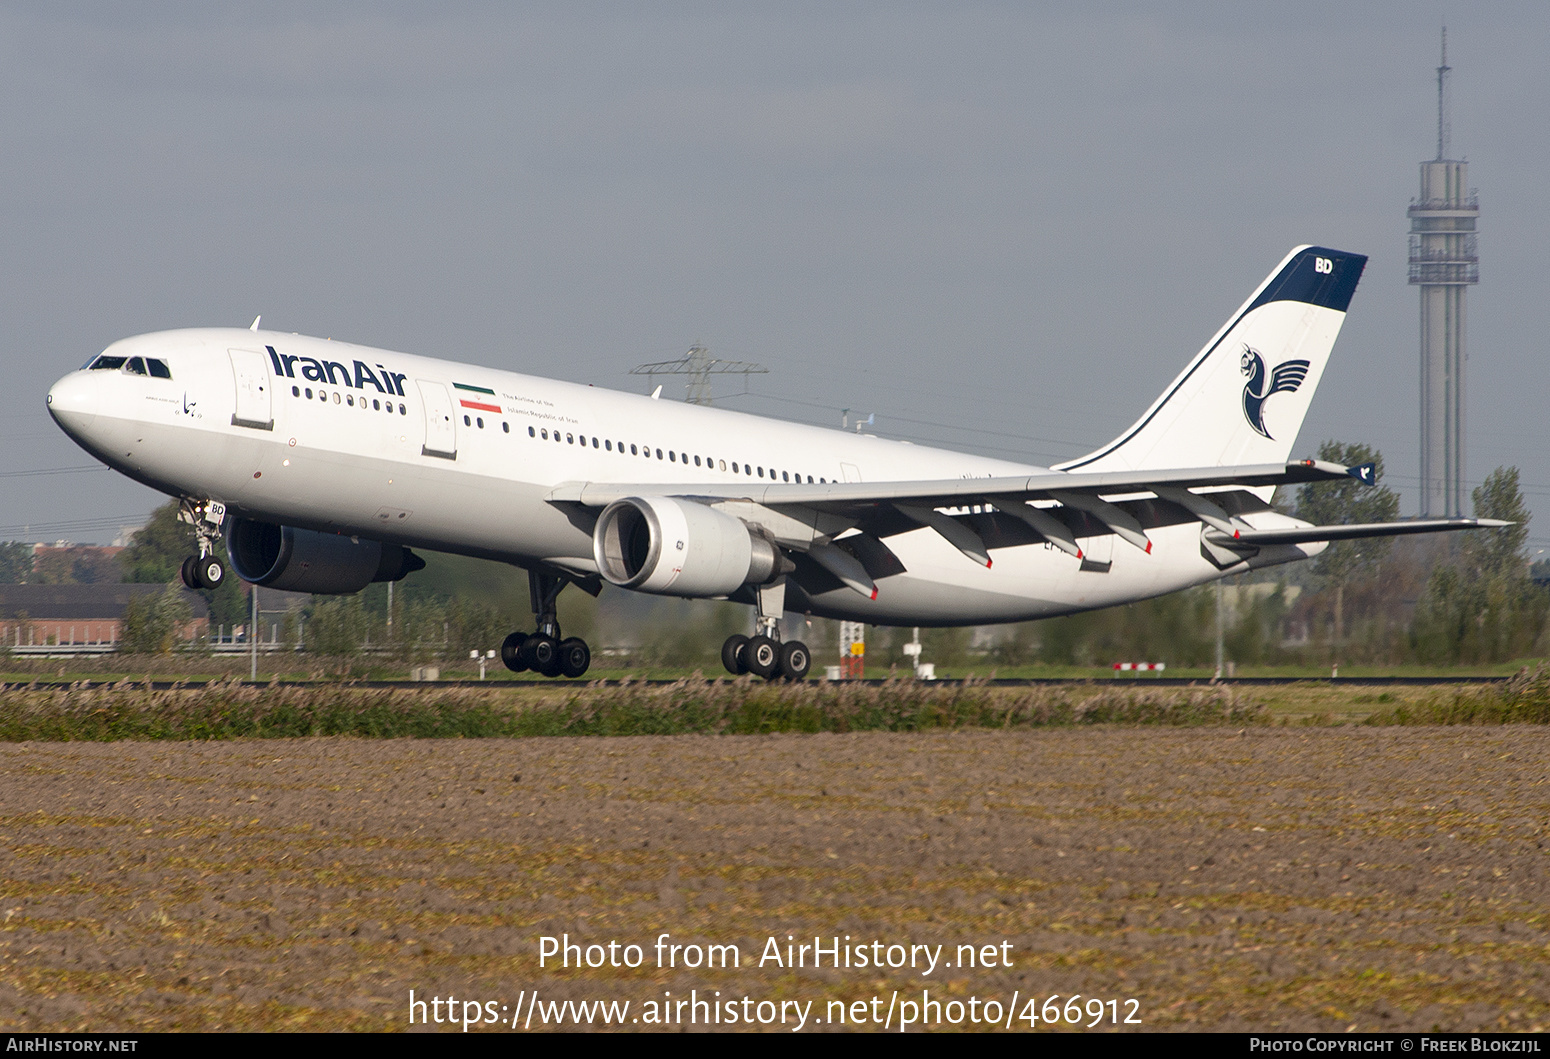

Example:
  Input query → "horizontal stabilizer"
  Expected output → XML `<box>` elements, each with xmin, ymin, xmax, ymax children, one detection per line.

<box><xmin>1204</xmin><ymin>517</ymin><xmax>1509</xmax><ymax>548</ymax></box>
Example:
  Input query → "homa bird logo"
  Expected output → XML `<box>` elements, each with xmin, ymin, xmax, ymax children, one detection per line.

<box><xmin>1240</xmin><ymin>346</ymin><xmax>1310</xmax><ymax>440</ymax></box>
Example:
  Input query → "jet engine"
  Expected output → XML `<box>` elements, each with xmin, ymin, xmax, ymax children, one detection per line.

<box><xmin>592</xmin><ymin>496</ymin><xmax>782</xmax><ymax>597</ymax></box>
<box><xmin>227</xmin><ymin>518</ymin><xmax>424</xmax><ymax>594</ymax></box>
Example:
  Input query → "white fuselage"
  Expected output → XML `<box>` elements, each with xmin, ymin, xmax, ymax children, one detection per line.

<box><xmin>47</xmin><ymin>328</ymin><xmax>1315</xmax><ymax>626</ymax></box>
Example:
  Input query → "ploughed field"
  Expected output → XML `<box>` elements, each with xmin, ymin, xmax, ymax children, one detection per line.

<box><xmin>1</xmin><ymin>727</ymin><xmax>1547</xmax><ymax>1032</ymax></box>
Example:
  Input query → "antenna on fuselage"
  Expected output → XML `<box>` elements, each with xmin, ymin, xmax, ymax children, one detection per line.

<box><xmin>249</xmin><ymin>315</ymin><xmax>262</xmax><ymax>332</ymax></box>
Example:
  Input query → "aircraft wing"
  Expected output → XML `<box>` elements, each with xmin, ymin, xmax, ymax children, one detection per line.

<box><xmin>546</xmin><ymin>458</ymin><xmax>1369</xmax><ymax>511</ymax></box>
<box><xmin>546</xmin><ymin>459</ymin><xmax>1505</xmax><ymax>590</ymax></box>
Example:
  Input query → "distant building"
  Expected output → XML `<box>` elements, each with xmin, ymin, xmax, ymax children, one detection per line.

<box><xmin>0</xmin><ymin>584</ymin><xmax>209</xmax><ymax>647</ymax></box>
<box><xmin>1409</xmin><ymin>29</ymin><xmax>1479</xmax><ymax>518</ymax></box>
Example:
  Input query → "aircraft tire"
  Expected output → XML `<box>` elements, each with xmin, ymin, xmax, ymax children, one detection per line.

<box><xmin>522</xmin><ymin>634</ymin><xmax>559</xmax><ymax>674</ymax></box>
<box><xmin>180</xmin><ymin>556</ymin><xmax>200</xmax><ymax>590</ymax></box>
<box><xmin>778</xmin><ymin>640</ymin><xmax>811</xmax><ymax>682</ymax></box>
<box><xmin>744</xmin><ymin>635</ymin><xmax>780</xmax><ymax>680</ymax></box>
<box><xmin>558</xmin><ymin>637</ymin><xmax>590</xmax><ymax>679</ymax></box>
<box><xmin>721</xmin><ymin>634</ymin><xmax>749</xmax><ymax>676</ymax></box>
<box><xmin>501</xmin><ymin>631</ymin><xmax>530</xmax><ymax>673</ymax></box>
<box><xmin>196</xmin><ymin>557</ymin><xmax>225</xmax><ymax>591</ymax></box>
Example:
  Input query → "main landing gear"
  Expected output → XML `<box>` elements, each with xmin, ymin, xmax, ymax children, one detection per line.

<box><xmin>721</xmin><ymin>579</ymin><xmax>811</xmax><ymax>682</ymax></box>
<box><xmin>501</xmin><ymin>569</ymin><xmax>592</xmax><ymax>679</ymax></box>
<box><xmin>177</xmin><ymin>498</ymin><xmax>228</xmax><ymax>591</ymax></box>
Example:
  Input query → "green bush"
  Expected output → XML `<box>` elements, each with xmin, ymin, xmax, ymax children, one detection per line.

<box><xmin>118</xmin><ymin>584</ymin><xmax>194</xmax><ymax>655</ymax></box>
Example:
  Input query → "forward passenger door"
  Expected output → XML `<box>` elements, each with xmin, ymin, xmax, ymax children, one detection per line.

<box><xmin>418</xmin><ymin>380</ymin><xmax>457</xmax><ymax>459</ymax></box>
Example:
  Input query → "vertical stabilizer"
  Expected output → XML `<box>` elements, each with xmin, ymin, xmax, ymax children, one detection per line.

<box><xmin>1056</xmin><ymin>246</ymin><xmax>1367</xmax><ymax>473</ymax></box>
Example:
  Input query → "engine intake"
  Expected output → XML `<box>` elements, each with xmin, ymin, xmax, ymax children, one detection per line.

<box><xmin>592</xmin><ymin>496</ymin><xmax>781</xmax><ymax>597</ymax></box>
<box><xmin>227</xmin><ymin>518</ymin><xmax>424</xmax><ymax>594</ymax></box>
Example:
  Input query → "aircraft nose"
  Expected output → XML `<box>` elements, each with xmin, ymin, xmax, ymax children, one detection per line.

<box><xmin>47</xmin><ymin>370</ymin><xmax>102</xmax><ymax>445</ymax></box>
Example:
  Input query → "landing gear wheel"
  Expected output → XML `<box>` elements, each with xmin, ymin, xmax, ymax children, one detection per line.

<box><xmin>721</xmin><ymin>634</ymin><xmax>749</xmax><ymax>676</ymax></box>
<box><xmin>501</xmin><ymin>631</ymin><xmax>530</xmax><ymax>673</ymax></box>
<box><xmin>744</xmin><ymin>635</ymin><xmax>781</xmax><ymax>680</ymax></box>
<box><xmin>179</xmin><ymin>556</ymin><xmax>199</xmax><ymax>590</ymax></box>
<box><xmin>778</xmin><ymin>640</ymin><xmax>811</xmax><ymax>682</ymax></box>
<box><xmin>522</xmin><ymin>634</ymin><xmax>559</xmax><ymax>675</ymax></box>
<box><xmin>558</xmin><ymin>637</ymin><xmax>591</xmax><ymax>679</ymax></box>
<box><xmin>195</xmin><ymin>556</ymin><xmax>225</xmax><ymax>591</ymax></box>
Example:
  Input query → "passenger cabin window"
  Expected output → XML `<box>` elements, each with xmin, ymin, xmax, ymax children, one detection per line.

<box><xmin>528</xmin><ymin>426</ymin><xmax>535</xmax><ymax>437</ymax></box>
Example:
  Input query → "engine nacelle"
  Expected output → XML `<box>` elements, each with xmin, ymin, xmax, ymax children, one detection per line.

<box><xmin>227</xmin><ymin>518</ymin><xmax>424</xmax><ymax>594</ymax></box>
<box><xmin>592</xmin><ymin>496</ymin><xmax>781</xmax><ymax>597</ymax></box>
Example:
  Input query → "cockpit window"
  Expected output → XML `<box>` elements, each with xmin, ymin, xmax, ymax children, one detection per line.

<box><xmin>124</xmin><ymin>357</ymin><xmax>149</xmax><ymax>376</ymax></box>
<box><xmin>88</xmin><ymin>355</ymin><xmax>127</xmax><ymax>371</ymax></box>
<box><xmin>146</xmin><ymin>358</ymin><xmax>172</xmax><ymax>379</ymax></box>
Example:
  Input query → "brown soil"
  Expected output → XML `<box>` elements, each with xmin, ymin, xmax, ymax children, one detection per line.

<box><xmin>1</xmin><ymin>728</ymin><xmax>1547</xmax><ymax>1032</ymax></box>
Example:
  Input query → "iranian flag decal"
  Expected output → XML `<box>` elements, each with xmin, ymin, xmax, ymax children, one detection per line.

<box><xmin>454</xmin><ymin>382</ymin><xmax>501</xmax><ymax>414</ymax></box>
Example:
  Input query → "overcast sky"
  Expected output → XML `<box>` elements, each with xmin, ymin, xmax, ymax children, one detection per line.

<box><xmin>4</xmin><ymin>3</ymin><xmax>1548</xmax><ymax>551</ymax></box>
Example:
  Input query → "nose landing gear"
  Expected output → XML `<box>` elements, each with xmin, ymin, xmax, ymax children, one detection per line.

<box><xmin>501</xmin><ymin>569</ymin><xmax>596</xmax><ymax>679</ymax></box>
<box><xmin>180</xmin><ymin>554</ymin><xmax>227</xmax><ymax>591</ymax></box>
<box><xmin>177</xmin><ymin>498</ymin><xmax>228</xmax><ymax>590</ymax></box>
<box><xmin>720</xmin><ymin>579</ymin><xmax>810</xmax><ymax>681</ymax></box>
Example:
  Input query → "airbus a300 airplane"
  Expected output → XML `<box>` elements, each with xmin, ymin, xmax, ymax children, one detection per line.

<box><xmin>47</xmin><ymin>246</ymin><xmax>1501</xmax><ymax>680</ymax></box>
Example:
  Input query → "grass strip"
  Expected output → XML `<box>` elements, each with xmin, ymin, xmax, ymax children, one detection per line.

<box><xmin>0</xmin><ymin>678</ymin><xmax>1267</xmax><ymax>741</ymax></box>
<box><xmin>1363</xmin><ymin>666</ymin><xmax>1550</xmax><ymax>725</ymax></box>
<box><xmin>6</xmin><ymin>668</ymin><xmax>1549</xmax><ymax>742</ymax></box>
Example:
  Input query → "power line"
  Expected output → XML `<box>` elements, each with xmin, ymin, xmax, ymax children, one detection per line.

<box><xmin>0</xmin><ymin>513</ymin><xmax>148</xmax><ymax>538</ymax></box>
<box><xmin>720</xmin><ymin>390</ymin><xmax>1089</xmax><ymax>454</ymax></box>
<box><xmin>0</xmin><ymin>465</ymin><xmax>106</xmax><ymax>479</ymax></box>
